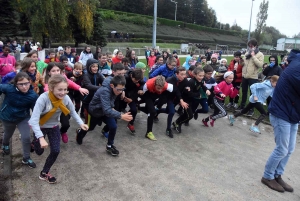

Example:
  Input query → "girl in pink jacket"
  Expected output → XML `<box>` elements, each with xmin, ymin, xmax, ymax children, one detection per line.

<box><xmin>202</xmin><ymin>71</ymin><xmax>239</xmax><ymax>127</ymax></box>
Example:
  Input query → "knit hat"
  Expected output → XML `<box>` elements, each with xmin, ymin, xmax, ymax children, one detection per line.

<box><xmin>113</xmin><ymin>49</ymin><xmax>118</xmax><ymax>56</ymax></box>
<box><xmin>58</xmin><ymin>46</ymin><xmax>63</xmax><ymax>51</ymax></box>
<box><xmin>173</xmin><ymin>50</ymin><xmax>178</xmax><ymax>54</ymax></box>
<box><xmin>224</xmin><ymin>71</ymin><xmax>233</xmax><ymax>78</ymax></box>
<box><xmin>211</xmin><ymin>54</ymin><xmax>218</xmax><ymax>59</ymax></box>
<box><xmin>135</xmin><ymin>62</ymin><xmax>146</xmax><ymax>69</ymax></box>
<box><xmin>220</xmin><ymin>58</ymin><xmax>227</xmax><ymax>63</ymax></box>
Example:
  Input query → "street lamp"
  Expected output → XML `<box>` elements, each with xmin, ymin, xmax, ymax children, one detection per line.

<box><xmin>248</xmin><ymin>0</ymin><xmax>255</xmax><ymax>42</ymax></box>
<box><xmin>170</xmin><ymin>0</ymin><xmax>177</xmax><ymax>21</ymax></box>
<box><xmin>152</xmin><ymin>0</ymin><xmax>157</xmax><ymax>48</ymax></box>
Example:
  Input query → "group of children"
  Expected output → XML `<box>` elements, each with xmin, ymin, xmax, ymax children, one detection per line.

<box><xmin>0</xmin><ymin>47</ymin><xmax>279</xmax><ymax>185</ymax></box>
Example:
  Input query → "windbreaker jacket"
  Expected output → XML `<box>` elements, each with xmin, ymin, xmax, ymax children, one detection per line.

<box><xmin>249</xmin><ymin>80</ymin><xmax>274</xmax><ymax>103</ymax></box>
<box><xmin>149</xmin><ymin>63</ymin><xmax>176</xmax><ymax>79</ymax></box>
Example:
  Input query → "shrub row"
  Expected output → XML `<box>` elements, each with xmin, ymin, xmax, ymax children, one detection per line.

<box><xmin>100</xmin><ymin>11</ymin><xmax>155</xmax><ymax>26</ymax></box>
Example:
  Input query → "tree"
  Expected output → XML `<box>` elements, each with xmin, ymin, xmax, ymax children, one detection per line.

<box><xmin>0</xmin><ymin>0</ymin><xmax>23</xmax><ymax>37</ymax></box>
<box><xmin>263</xmin><ymin>26</ymin><xmax>286</xmax><ymax>46</ymax></box>
<box><xmin>253</xmin><ymin>0</ymin><xmax>269</xmax><ymax>45</ymax></box>
<box><xmin>224</xmin><ymin>23</ymin><xmax>230</xmax><ymax>30</ymax></box>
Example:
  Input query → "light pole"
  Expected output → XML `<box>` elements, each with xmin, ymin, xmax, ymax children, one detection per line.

<box><xmin>152</xmin><ymin>0</ymin><xmax>157</xmax><ymax>48</ymax></box>
<box><xmin>171</xmin><ymin>0</ymin><xmax>177</xmax><ymax>21</ymax></box>
<box><xmin>248</xmin><ymin>0</ymin><xmax>255</xmax><ymax>42</ymax></box>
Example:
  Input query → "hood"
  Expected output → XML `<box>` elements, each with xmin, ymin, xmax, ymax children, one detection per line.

<box><xmin>287</xmin><ymin>49</ymin><xmax>300</xmax><ymax>64</ymax></box>
<box><xmin>268</xmin><ymin>55</ymin><xmax>278</xmax><ymax>66</ymax></box>
<box><xmin>86</xmin><ymin>58</ymin><xmax>99</xmax><ymax>74</ymax></box>
<box><xmin>184</xmin><ymin>56</ymin><xmax>192</xmax><ymax>68</ymax></box>
<box><xmin>102</xmin><ymin>76</ymin><xmax>113</xmax><ymax>88</ymax></box>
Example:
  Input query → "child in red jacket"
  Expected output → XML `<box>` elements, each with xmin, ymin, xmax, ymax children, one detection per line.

<box><xmin>226</xmin><ymin>51</ymin><xmax>244</xmax><ymax>109</ymax></box>
<box><xmin>202</xmin><ymin>71</ymin><xmax>238</xmax><ymax>127</ymax></box>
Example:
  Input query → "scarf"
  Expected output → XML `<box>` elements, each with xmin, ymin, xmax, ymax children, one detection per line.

<box><xmin>39</xmin><ymin>91</ymin><xmax>70</xmax><ymax>126</ymax></box>
<box><xmin>27</xmin><ymin>71</ymin><xmax>37</xmax><ymax>82</ymax></box>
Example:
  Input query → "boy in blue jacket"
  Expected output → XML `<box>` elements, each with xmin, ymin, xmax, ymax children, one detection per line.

<box><xmin>228</xmin><ymin>75</ymin><xmax>279</xmax><ymax>133</ymax></box>
<box><xmin>149</xmin><ymin>57</ymin><xmax>177</xmax><ymax>79</ymax></box>
<box><xmin>76</xmin><ymin>75</ymin><xmax>132</xmax><ymax>156</ymax></box>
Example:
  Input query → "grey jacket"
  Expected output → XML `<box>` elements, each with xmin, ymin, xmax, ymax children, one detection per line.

<box><xmin>28</xmin><ymin>92</ymin><xmax>84</xmax><ymax>139</ymax></box>
<box><xmin>88</xmin><ymin>77</ymin><xmax>122</xmax><ymax>119</ymax></box>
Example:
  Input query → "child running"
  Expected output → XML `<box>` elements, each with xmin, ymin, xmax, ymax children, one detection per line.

<box><xmin>228</xmin><ymin>75</ymin><xmax>279</xmax><ymax>133</ymax></box>
<box><xmin>202</xmin><ymin>71</ymin><xmax>239</xmax><ymax>127</ymax></box>
<box><xmin>29</xmin><ymin>74</ymin><xmax>88</xmax><ymax>184</ymax></box>
<box><xmin>1</xmin><ymin>72</ymin><xmax>38</xmax><ymax>168</ymax></box>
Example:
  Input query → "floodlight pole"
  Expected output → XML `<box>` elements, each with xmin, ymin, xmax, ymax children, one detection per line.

<box><xmin>152</xmin><ymin>0</ymin><xmax>157</xmax><ymax>48</ymax></box>
<box><xmin>248</xmin><ymin>0</ymin><xmax>255</xmax><ymax>42</ymax></box>
<box><xmin>171</xmin><ymin>0</ymin><xmax>178</xmax><ymax>21</ymax></box>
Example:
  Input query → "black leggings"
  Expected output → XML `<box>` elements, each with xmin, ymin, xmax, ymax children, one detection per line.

<box><xmin>34</xmin><ymin>126</ymin><xmax>61</xmax><ymax>173</ymax></box>
<box><xmin>235</xmin><ymin>102</ymin><xmax>267</xmax><ymax>125</ymax></box>
<box><xmin>175</xmin><ymin>107</ymin><xmax>193</xmax><ymax>125</ymax></box>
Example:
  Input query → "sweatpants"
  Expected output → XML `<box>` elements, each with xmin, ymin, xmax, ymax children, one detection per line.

<box><xmin>34</xmin><ymin>126</ymin><xmax>61</xmax><ymax>173</ymax></box>
<box><xmin>2</xmin><ymin>118</ymin><xmax>31</xmax><ymax>159</ymax></box>
<box><xmin>211</xmin><ymin>98</ymin><xmax>227</xmax><ymax>120</ymax></box>
<box><xmin>235</xmin><ymin>102</ymin><xmax>267</xmax><ymax>125</ymax></box>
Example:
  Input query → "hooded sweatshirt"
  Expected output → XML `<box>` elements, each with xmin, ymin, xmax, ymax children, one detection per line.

<box><xmin>81</xmin><ymin>58</ymin><xmax>104</xmax><ymax>105</ymax></box>
<box><xmin>262</xmin><ymin>56</ymin><xmax>282</xmax><ymax>77</ymax></box>
<box><xmin>249</xmin><ymin>79</ymin><xmax>274</xmax><ymax>103</ymax></box>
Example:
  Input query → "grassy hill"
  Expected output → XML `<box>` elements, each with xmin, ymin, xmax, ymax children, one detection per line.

<box><xmin>101</xmin><ymin>9</ymin><xmax>245</xmax><ymax>47</ymax></box>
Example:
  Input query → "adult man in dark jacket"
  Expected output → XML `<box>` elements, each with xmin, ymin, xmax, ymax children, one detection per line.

<box><xmin>261</xmin><ymin>49</ymin><xmax>300</xmax><ymax>193</ymax></box>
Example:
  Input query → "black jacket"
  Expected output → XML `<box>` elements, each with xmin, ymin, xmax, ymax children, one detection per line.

<box><xmin>263</xmin><ymin>56</ymin><xmax>282</xmax><ymax>77</ymax></box>
<box><xmin>124</xmin><ymin>70</ymin><xmax>144</xmax><ymax>101</ymax></box>
<box><xmin>81</xmin><ymin>58</ymin><xmax>104</xmax><ymax>105</ymax></box>
<box><xmin>183</xmin><ymin>77</ymin><xmax>207</xmax><ymax>103</ymax></box>
<box><xmin>166</xmin><ymin>75</ymin><xmax>189</xmax><ymax>101</ymax></box>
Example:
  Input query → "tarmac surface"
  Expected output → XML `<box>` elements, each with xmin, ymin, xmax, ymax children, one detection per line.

<box><xmin>1</xmin><ymin>110</ymin><xmax>300</xmax><ymax>201</ymax></box>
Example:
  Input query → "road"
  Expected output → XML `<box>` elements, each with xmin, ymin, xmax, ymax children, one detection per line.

<box><xmin>5</xmin><ymin>110</ymin><xmax>300</xmax><ymax>201</ymax></box>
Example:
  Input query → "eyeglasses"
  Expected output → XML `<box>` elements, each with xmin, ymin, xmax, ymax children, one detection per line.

<box><xmin>16</xmin><ymin>82</ymin><xmax>30</xmax><ymax>87</ymax></box>
<box><xmin>114</xmin><ymin>87</ymin><xmax>125</xmax><ymax>92</ymax></box>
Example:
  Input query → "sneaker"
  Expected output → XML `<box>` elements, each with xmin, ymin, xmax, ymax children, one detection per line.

<box><xmin>127</xmin><ymin>124</ymin><xmax>136</xmax><ymax>135</ymax></box>
<box><xmin>39</xmin><ymin>172</ymin><xmax>57</xmax><ymax>184</ymax></box>
<box><xmin>76</xmin><ymin>128</ymin><xmax>83</xmax><ymax>145</ymax></box>
<box><xmin>145</xmin><ymin>132</ymin><xmax>157</xmax><ymax>141</ymax></box>
<box><xmin>246</xmin><ymin>110</ymin><xmax>254</xmax><ymax>117</ymax></box>
<box><xmin>194</xmin><ymin>112</ymin><xmax>198</xmax><ymax>120</ymax></box>
<box><xmin>101</xmin><ymin>129</ymin><xmax>109</xmax><ymax>138</ymax></box>
<box><xmin>153</xmin><ymin>117</ymin><xmax>159</xmax><ymax>123</ymax></box>
<box><xmin>226</xmin><ymin>102</ymin><xmax>233</xmax><ymax>108</ymax></box>
<box><xmin>61</xmin><ymin>133</ymin><xmax>68</xmax><ymax>143</ymax></box>
<box><xmin>202</xmin><ymin>118</ymin><xmax>209</xmax><ymax>127</ymax></box>
<box><xmin>22</xmin><ymin>158</ymin><xmax>36</xmax><ymax>168</ymax></box>
<box><xmin>228</xmin><ymin>115</ymin><xmax>235</xmax><ymax>126</ymax></box>
<box><xmin>233</xmin><ymin>103</ymin><xmax>239</xmax><ymax>109</ymax></box>
<box><xmin>261</xmin><ymin>177</ymin><xmax>284</xmax><ymax>193</ymax></box>
<box><xmin>249</xmin><ymin>125</ymin><xmax>261</xmax><ymax>134</ymax></box>
<box><xmin>210</xmin><ymin>119</ymin><xmax>215</xmax><ymax>127</ymax></box>
<box><xmin>172</xmin><ymin>122</ymin><xmax>181</xmax><ymax>133</ymax></box>
<box><xmin>184</xmin><ymin>122</ymin><xmax>189</xmax><ymax>126</ymax></box>
<box><xmin>2</xmin><ymin>145</ymin><xmax>10</xmax><ymax>155</ymax></box>
<box><xmin>166</xmin><ymin>129</ymin><xmax>173</xmax><ymax>138</ymax></box>
<box><xmin>275</xmin><ymin>175</ymin><xmax>294</xmax><ymax>192</ymax></box>
<box><xmin>106</xmin><ymin>145</ymin><xmax>119</xmax><ymax>156</ymax></box>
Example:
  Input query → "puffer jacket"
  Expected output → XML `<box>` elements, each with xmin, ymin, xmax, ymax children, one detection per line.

<box><xmin>249</xmin><ymin>80</ymin><xmax>274</xmax><ymax>103</ymax></box>
<box><xmin>88</xmin><ymin>77</ymin><xmax>122</xmax><ymax>119</ymax></box>
<box><xmin>81</xmin><ymin>58</ymin><xmax>104</xmax><ymax>105</ymax></box>
<box><xmin>228</xmin><ymin>59</ymin><xmax>243</xmax><ymax>83</ymax></box>
<box><xmin>149</xmin><ymin>63</ymin><xmax>176</xmax><ymax>79</ymax></box>
<box><xmin>242</xmin><ymin>51</ymin><xmax>264</xmax><ymax>79</ymax></box>
<box><xmin>268</xmin><ymin>49</ymin><xmax>300</xmax><ymax>124</ymax></box>
<box><xmin>0</xmin><ymin>84</ymin><xmax>38</xmax><ymax>122</ymax></box>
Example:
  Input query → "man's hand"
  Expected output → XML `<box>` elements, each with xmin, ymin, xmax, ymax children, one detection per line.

<box><xmin>251</xmin><ymin>51</ymin><xmax>255</xmax><ymax>57</ymax></box>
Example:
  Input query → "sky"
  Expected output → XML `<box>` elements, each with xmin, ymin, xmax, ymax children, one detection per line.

<box><xmin>207</xmin><ymin>0</ymin><xmax>300</xmax><ymax>38</ymax></box>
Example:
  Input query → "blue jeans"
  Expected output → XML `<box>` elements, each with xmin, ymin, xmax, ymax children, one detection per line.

<box><xmin>102</xmin><ymin>116</ymin><xmax>117</xmax><ymax>145</ymax></box>
<box><xmin>263</xmin><ymin>114</ymin><xmax>298</xmax><ymax>180</ymax></box>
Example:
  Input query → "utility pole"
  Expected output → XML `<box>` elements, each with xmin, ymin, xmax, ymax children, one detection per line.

<box><xmin>248</xmin><ymin>0</ymin><xmax>255</xmax><ymax>42</ymax></box>
<box><xmin>152</xmin><ymin>0</ymin><xmax>157</xmax><ymax>48</ymax></box>
<box><xmin>171</xmin><ymin>0</ymin><xmax>178</xmax><ymax>21</ymax></box>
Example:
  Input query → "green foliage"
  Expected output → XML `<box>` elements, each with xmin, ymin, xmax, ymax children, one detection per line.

<box><xmin>100</xmin><ymin>11</ymin><xmax>154</xmax><ymax>26</ymax></box>
<box><xmin>87</xmin><ymin>10</ymin><xmax>107</xmax><ymax>47</ymax></box>
<box><xmin>0</xmin><ymin>0</ymin><xmax>22</xmax><ymax>37</ymax></box>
